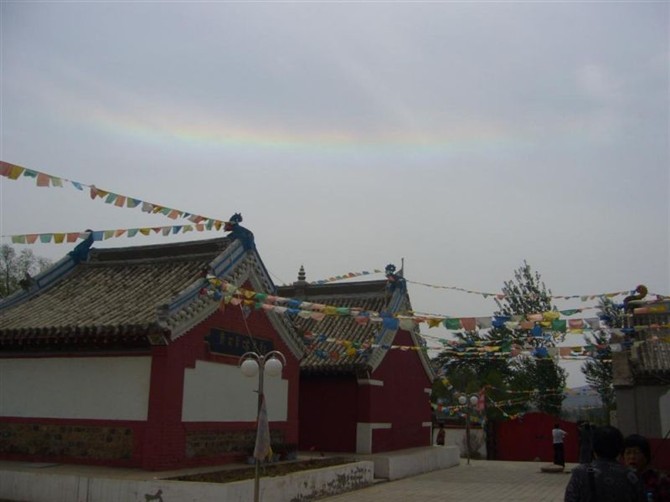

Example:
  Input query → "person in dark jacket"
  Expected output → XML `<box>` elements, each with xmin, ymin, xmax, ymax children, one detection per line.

<box><xmin>565</xmin><ymin>425</ymin><xmax>644</xmax><ymax>502</ymax></box>
<box><xmin>578</xmin><ymin>421</ymin><xmax>594</xmax><ymax>464</ymax></box>
<box><xmin>623</xmin><ymin>434</ymin><xmax>670</xmax><ymax>502</ymax></box>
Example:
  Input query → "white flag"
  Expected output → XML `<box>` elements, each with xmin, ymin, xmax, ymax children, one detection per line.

<box><xmin>253</xmin><ymin>394</ymin><xmax>272</xmax><ymax>461</ymax></box>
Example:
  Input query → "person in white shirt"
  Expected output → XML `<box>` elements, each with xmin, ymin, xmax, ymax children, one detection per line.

<box><xmin>552</xmin><ymin>423</ymin><xmax>568</xmax><ymax>467</ymax></box>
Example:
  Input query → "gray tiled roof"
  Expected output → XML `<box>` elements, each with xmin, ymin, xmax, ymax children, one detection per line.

<box><xmin>629</xmin><ymin>299</ymin><xmax>670</xmax><ymax>377</ymax></box>
<box><xmin>631</xmin><ymin>340</ymin><xmax>670</xmax><ymax>375</ymax></box>
<box><xmin>0</xmin><ymin>238</ymin><xmax>235</xmax><ymax>349</ymax></box>
<box><xmin>278</xmin><ymin>280</ymin><xmax>410</xmax><ymax>374</ymax></box>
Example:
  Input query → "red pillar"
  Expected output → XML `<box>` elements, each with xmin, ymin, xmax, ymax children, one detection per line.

<box><xmin>141</xmin><ymin>344</ymin><xmax>187</xmax><ymax>470</ymax></box>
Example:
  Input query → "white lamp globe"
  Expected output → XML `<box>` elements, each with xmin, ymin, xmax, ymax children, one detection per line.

<box><xmin>265</xmin><ymin>357</ymin><xmax>283</xmax><ymax>377</ymax></box>
<box><xmin>470</xmin><ymin>395</ymin><xmax>479</xmax><ymax>407</ymax></box>
<box><xmin>240</xmin><ymin>358</ymin><xmax>259</xmax><ymax>378</ymax></box>
<box><xmin>458</xmin><ymin>395</ymin><xmax>467</xmax><ymax>406</ymax></box>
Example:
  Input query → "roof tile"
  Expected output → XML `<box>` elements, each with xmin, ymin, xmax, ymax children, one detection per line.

<box><xmin>0</xmin><ymin>238</ymin><xmax>234</xmax><ymax>345</ymax></box>
<box><xmin>278</xmin><ymin>281</ymin><xmax>407</xmax><ymax>373</ymax></box>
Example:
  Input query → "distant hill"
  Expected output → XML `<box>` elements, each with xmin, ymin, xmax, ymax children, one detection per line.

<box><xmin>561</xmin><ymin>386</ymin><xmax>607</xmax><ymax>422</ymax></box>
<box><xmin>563</xmin><ymin>386</ymin><xmax>603</xmax><ymax>409</ymax></box>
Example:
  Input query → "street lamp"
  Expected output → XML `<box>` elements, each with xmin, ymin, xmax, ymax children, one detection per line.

<box><xmin>458</xmin><ymin>394</ymin><xmax>480</xmax><ymax>465</ymax></box>
<box><xmin>239</xmin><ymin>350</ymin><xmax>286</xmax><ymax>502</ymax></box>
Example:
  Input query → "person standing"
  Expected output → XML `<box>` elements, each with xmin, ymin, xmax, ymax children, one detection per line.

<box><xmin>623</xmin><ymin>434</ymin><xmax>670</xmax><ymax>502</ymax></box>
<box><xmin>564</xmin><ymin>425</ymin><xmax>645</xmax><ymax>502</ymax></box>
<box><xmin>553</xmin><ymin>422</ymin><xmax>568</xmax><ymax>467</ymax></box>
<box><xmin>578</xmin><ymin>421</ymin><xmax>594</xmax><ymax>464</ymax></box>
<box><xmin>434</xmin><ymin>423</ymin><xmax>446</xmax><ymax>446</ymax></box>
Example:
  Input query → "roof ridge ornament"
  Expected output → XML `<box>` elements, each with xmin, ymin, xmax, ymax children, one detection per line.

<box><xmin>385</xmin><ymin>263</ymin><xmax>406</xmax><ymax>294</ymax></box>
<box><xmin>68</xmin><ymin>229</ymin><xmax>94</xmax><ymax>263</ymax></box>
<box><xmin>623</xmin><ymin>284</ymin><xmax>648</xmax><ymax>311</ymax></box>
<box><xmin>224</xmin><ymin>213</ymin><xmax>255</xmax><ymax>251</ymax></box>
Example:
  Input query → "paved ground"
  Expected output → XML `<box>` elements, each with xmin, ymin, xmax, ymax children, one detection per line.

<box><xmin>322</xmin><ymin>460</ymin><xmax>575</xmax><ymax>502</ymax></box>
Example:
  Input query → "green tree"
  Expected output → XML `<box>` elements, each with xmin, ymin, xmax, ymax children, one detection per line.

<box><xmin>431</xmin><ymin>261</ymin><xmax>566</xmax><ymax>422</ymax></box>
<box><xmin>494</xmin><ymin>261</ymin><xmax>553</xmax><ymax>324</ymax></box>
<box><xmin>492</xmin><ymin>261</ymin><xmax>566</xmax><ymax>415</ymax></box>
<box><xmin>0</xmin><ymin>244</ymin><xmax>51</xmax><ymax>298</ymax></box>
<box><xmin>432</xmin><ymin>329</ymin><xmax>532</xmax><ymax>422</ymax></box>
<box><xmin>581</xmin><ymin>296</ymin><xmax>621</xmax><ymax>412</ymax></box>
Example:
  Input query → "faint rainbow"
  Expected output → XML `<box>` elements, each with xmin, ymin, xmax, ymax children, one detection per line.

<box><xmin>84</xmin><ymin>106</ymin><xmax>531</xmax><ymax>155</ymax></box>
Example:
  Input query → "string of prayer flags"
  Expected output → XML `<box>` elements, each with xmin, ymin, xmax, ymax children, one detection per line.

<box><xmin>8</xmin><ymin>223</ymin><xmax>216</xmax><ymax>244</ymax></box>
<box><xmin>310</xmin><ymin>269</ymin><xmax>384</xmax><ymax>284</ymax></box>
<box><xmin>0</xmin><ymin>160</ymin><xmax>226</xmax><ymax>229</ymax></box>
<box><xmin>406</xmin><ymin>278</ymin><xmax>633</xmax><ymax>302</ymax></box>
<box><xmin>309</xmin><ymin>268</ymin><xmax>665</xmax><ymax>300</ymax></box>
<box><xmin>203</xmin><ymin>277</ymin><xmax>652</xmax><ymax>341</ymax></box>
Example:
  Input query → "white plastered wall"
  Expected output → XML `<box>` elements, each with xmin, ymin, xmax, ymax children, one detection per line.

<box><xmin>182</xmin><ymin>360</ymin><xmax>288</xmax><ymax>422</ymax></box>
<box><xmin>0</xmin><ymin>357</ymin><xmax>151</xmax><ymax>420</ymax></box>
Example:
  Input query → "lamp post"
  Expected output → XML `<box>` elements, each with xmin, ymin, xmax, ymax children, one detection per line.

<box><xmin>458</xmin><ymin>394</ymin><xmax>479</xmax><ymax>465</ymax></box>
<box><xmin>239</xmin><ymin>350</ymin><xmax>286</xmax><ymax>502</ymax></box>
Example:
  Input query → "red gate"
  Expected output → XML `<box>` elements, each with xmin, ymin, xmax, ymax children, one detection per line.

<box><xmin>495</xmin><ymin>413</ymin><xmax>579</xmax><ymax>463</ymax></box>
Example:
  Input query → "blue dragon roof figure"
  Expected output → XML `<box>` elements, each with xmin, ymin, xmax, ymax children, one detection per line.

<box><xmin>224</xmin><ymin>213</ymin><xmax>255</xmax><ymax>251</ymax></box>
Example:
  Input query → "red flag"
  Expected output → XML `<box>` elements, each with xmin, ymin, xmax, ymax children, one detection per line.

<box><xmin>253</xmin><ymin>394</ymin><xmax>272</xmax><ymax>461</ymax></box>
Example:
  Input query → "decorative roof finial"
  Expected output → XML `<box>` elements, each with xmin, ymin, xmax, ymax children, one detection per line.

<box><xmin>223</xmin><ymin>213</ymin><xmax>255</xmax><ymax>251</ymax></box>
<box><xmin>385</xmin><ymin>263</ymin><xmax>406</xmax><ymax>294</ymax></box>
<box><xmin>623</xmin><ymin>284</ymin><xmax>648</xmax><ymax>311</ymax></box>
<box><xmin>68</xmin><ymin>229</ymin><xmax>95</xmax><ymax>263</ymax></box>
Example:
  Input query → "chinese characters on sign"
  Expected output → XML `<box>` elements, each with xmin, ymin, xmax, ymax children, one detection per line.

<box><xmin>206</xmin><ymin>329</ymin><xmax>274</xmax><ymax>357</ymax></box>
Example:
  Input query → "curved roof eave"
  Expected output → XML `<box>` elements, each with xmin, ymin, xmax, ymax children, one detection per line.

<box><xmin>165</xmin><ymin>243</ymin><xmax>304</xmax><ymax>360</ymax></box>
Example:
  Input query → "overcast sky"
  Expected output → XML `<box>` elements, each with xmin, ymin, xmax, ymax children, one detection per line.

<box><xmin>1</xmin><ymin>2</ymin><xmax>668</xmax><ymax>385</ymax></box>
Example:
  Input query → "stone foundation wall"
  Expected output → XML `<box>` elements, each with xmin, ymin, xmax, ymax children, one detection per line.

<box><xmin>0</xmin><ymin>422</ymin><xmax>134</xmax><ymax>460</ymax></box>
<box><xmin>185</xmin><ymin>429</ymin><xmax>284</xmax><ymax>458</ymax></box>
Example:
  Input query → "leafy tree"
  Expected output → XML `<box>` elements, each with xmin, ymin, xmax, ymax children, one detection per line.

<box><xmin>581</xmin><ymin>297</ymin><xmax>621</xmax><ymax>412</ymax></box>
<box><xmin>492</xmin><ymin>261</ymin><xmax>566</xmax><ymax>415</ymax></box>
<box><xmin>494</xmin><ymin>261</ymin><xmax>554</xmax><ymax>324</ymax></box>
<box><xmin>432</xmin><ymin>329</ymin><xmax>532</xmax><ymax>422</ymax></box>
<box><xmin>0</xmin><ymin>244</ymin><xmax>51</xmax><ymax>298</ymax></box>
<box><xmin>431</xmin><ymin>261</ymin><xmax>566</xmax><ymax>423</ymax></box>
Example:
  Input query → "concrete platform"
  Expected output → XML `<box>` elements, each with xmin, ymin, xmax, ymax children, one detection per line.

<box><xmin>352</xmin><ymin>445</ymin><xmax>460</xmax><ymax>480</ymax></box>
<box><xmin>0</xmin><ymin>447</ymin><xmax>458</xmax><ymax>502</ymax></box>
<box><xmin>0</xmin><ymin>458</ymin><xmax>374</xmax><ymax>502</ymax></box>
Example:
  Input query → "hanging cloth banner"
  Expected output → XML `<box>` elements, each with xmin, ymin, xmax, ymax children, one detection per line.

<box><xmin>253</xmin><ymin>394</ymin><xmax>272</xmax><ymax>461</ymax></box>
